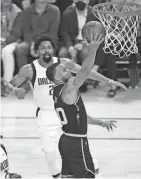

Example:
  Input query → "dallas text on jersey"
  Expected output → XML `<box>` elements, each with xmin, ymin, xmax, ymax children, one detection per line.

<box><xmin>38</xmin><ymin>78</ymin><xmax>52</xmax><ymax>85</ymax></box>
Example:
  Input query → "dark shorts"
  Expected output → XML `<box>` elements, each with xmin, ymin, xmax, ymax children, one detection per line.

<box><xmin>59</xmin><ymin>134</ymin><xmax>97</xmax><ymax>178</ymax></box>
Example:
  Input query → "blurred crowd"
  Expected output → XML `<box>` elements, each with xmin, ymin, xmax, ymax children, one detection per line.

<box><xmin>1</xmin><ymin>0</ymin><xmax>141</xmax><ymax>98</ymax></box>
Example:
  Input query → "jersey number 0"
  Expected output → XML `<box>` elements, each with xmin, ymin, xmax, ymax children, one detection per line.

<box><xmin>56</xmin><ymin>107</ymin><xmax>68</xmax><ymax>125</ymax></box>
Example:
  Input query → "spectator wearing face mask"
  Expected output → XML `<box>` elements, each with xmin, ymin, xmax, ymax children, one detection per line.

<box><xmin>53</xmin><ymin>0</ymin><xmax>73</xmax><ymax>14</ymax></box>
<box><xmin>89</xmin><ymin>0</ymin><xmax>110</xmax><ymax>7</ymax></box>
<box><xmin>58</xmin><ymin>0</ymin><xmax>98</xmax><ymax>92</ymax></box>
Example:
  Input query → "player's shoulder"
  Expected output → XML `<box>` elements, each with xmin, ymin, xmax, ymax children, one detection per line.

<box><xmin>20</xmin><ymin>64</ymin><xmax>32</xmax><ymax>73</ymax></box>
<box><xmin>19</xmin><ymin>64</ymin><xmax>33</xmax><ymax>79</ymax></box>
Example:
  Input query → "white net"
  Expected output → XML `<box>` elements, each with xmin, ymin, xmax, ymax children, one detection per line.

<box><xmin>93</xmin><ymin>2</ymin><xmax>141</xmax><ymax>58</ymax></box>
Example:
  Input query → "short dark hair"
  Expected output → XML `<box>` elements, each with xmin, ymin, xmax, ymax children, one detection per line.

<box><xmin>46</xmin><ymin>62</ymin><xmax>60</xmax><ymax>82</ymax></box>
<box><xmin>34</xmin><ymin>36</ymin><xmax>56</xmax><ymax>51</ymax></box>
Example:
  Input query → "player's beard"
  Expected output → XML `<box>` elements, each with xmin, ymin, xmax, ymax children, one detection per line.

<box><xmin>43</xmin><ymin>53</ymin><xmax>52</xmax><ymax>63</ymax></box>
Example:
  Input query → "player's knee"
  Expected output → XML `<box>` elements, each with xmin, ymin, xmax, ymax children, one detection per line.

<box><xmin>40</xmin><ymin>131</ymin><xmax>60</xmax><ymax>153</ymax></box>
<box><xmin>41</xmin><ymin>140</ymin><xmax>56</xmax><ymax>153</ymax></box>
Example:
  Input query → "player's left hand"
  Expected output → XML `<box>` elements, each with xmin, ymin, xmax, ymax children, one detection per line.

<box><xmin>13</xmin><ymin>87</ymin><xmax>26</xmax><ymax>100</ymax></box>
<box><xmin>102</xmin><ymin>120</ymin><xmax>117</xmax><ymax>132</ymax></box>
<box><xmin>109</xmin><ymin>80</ymin><xmax>127</xmax><ymax>91</ymax></box>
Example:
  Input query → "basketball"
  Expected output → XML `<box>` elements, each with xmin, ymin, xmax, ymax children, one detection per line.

<box><xmin>82</xmin><ymin>21</ymin><xmax>105</xmax><ymax>43</ymax></box>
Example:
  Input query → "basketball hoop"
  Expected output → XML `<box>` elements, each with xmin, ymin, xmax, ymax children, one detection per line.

<box><xmin>93</xmin><ymin>2</ymin><xmax>141</xmax><ymax>58</ymax></box>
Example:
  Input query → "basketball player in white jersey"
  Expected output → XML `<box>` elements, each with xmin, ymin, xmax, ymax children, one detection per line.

<box><xmin>4</xmin><ymin>35</ymin><xmax>126</xmax><ymax>178</ymax></box>
<box><xmin>4</xmin><ymin>36</ymin><xmax>64</xmax><ymax>178</ymax></box>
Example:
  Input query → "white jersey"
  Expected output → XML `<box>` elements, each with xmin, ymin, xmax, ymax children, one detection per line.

<box><xmin>31</xmin><ymin>57</ymin><xmax>58</xmax><ymax>110</ymax></box>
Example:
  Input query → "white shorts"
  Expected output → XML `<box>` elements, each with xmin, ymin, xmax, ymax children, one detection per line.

<box><xmin>37</xmin><ymin>109</ymin><xmax>61</xmax><ymax>126</ymax></box>
<box><xmin>37</xmin><ymin>109</ymin><xmax>62</xmax><ymax>152</ymax></box>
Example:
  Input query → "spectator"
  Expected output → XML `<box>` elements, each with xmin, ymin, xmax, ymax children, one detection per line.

<box><xmin>21</xmin><ymin>0</ymin><xmax>35</xmax><ymax>9</ymax></box>
<box><xmin>12</xmin><ymin>0</ymin><xmax>35</xmax><ymax>10</ymax></box>
<box><xmin>1</xmin><ymin>0</ymin><xmax>22</xmax><ymax>83</ymax></box>
<box><xmin>12</xmin><ymin>0</ymin><xmax>23</xmax><ymax>9</ymax></box>
<box><xmin>59</xmin><ymin>0</ymin><xmax>98</xmax><ymax>92</ymax></box>
<box><xmin>89</xmin><ymin>0</ymin><xmax>109</xmax><ymax>7</ymax></box>
<box><xmin>53</xmin><ymin>0</ymin><xmax>73</xmax><ymax>14</ymax></box>
<box><xmin>9</xmin><ymin>0</ymin><xmax>60</xmax><ymax>72</ymax></box>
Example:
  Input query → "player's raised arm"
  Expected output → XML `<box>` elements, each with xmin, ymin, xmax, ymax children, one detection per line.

<box><xmin>69</xmin><ymin>63</ymin><xmax>127</xmax><ymax>90</ymax></box>
<box><xmin>66</xmin><ymin>34</ymin><xmax>103</xmax><ymax>90</ymax></box>
<box><xmin>58</xmin><ymin>35</ymin><xmax>103</xmax><ymax>105</ymax></box>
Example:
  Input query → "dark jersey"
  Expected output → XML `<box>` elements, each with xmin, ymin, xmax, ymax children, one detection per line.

<box><xmin>53</xmin><ymin>84</ymin><xmax>88</xmax><ymax>135</ymax></box>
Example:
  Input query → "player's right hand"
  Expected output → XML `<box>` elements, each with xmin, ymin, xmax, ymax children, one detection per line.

<box><xmin>87</xmin><ymin>34</ymin><xmax>104</xmax><ymax>51</ymax></box>
<box><xmin>13</xmin><ymin>87</ymin><xmax>26</xmax><ymax>100</ymax></box>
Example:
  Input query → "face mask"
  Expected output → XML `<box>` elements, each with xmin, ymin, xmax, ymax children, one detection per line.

<box><xmin>43</xmin><ymin>53</ymin><xmax>52</xmax><ymax>63</ymax></box>
<box><xmin>75</xmin><ymin>1</ymin><xmax>86</xmax><ymax>11</ymax></box>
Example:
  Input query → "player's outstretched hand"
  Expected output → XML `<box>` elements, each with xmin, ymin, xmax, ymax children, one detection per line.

<box><xmin>102</xmin><ymin>120</ymin><xmax>117</xmax><ymax>132</ymax></box>
<box><xmin>110</xmin><ymin>80</ymin><xmax>127</xmax><ymax>91</ymax></box>
<box><xmin>87</xmin><ymin>33</ymin><xmax>104</xmax><ymax>51</ymax></box>
<box><xmin>13</xmin><ymin>87</ymin><xmax>26</xmax><ymax>100</ymax></box>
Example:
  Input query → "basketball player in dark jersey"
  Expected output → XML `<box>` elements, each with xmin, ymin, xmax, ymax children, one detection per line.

<box><xmin>46</xmin><ymin>36</ymin><xmax>117</xmax><ymax>178</ymax></box>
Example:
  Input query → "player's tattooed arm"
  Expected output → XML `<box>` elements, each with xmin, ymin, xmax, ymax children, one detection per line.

<box><xmin>64</xmin><ymin>57</ymin><xmax>127</xmax><ymax>90</ymax></box>
<box><xmin>63</xmin><ymin>60</ymin><xmax>113</xmax><ymax>83</ymax></box>
<box><xmin>87</xmin><ymin>115</ymin><xmax>117</xmax><ymax>132</ymax></box>
<box><xmin>61</xmin><ymin>53</ymin><xmax>127</xmax><ymax>90</ymax></box>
